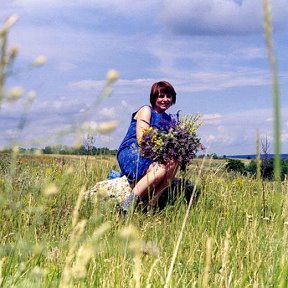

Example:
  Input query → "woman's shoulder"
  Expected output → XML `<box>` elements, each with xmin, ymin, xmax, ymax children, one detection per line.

<box><xmin>132</xmin><ymin>105</ymin><xmax>150</xmax><ymax>118</ymax></box>
<box><xmin>138</xmin><ymin>105</ymin><xmax>151</xmax><ymax>113</ymax></box>
<box><xmin>134</xmin><ymin>105</ymin><xmax>151</xmax><ymax>118</ymax></box>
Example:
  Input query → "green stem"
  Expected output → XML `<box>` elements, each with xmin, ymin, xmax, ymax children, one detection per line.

<box><xmin>263</xmin><ymin>0</ymin><xmax>281</xmax><ymax>189</ymax></box>
<box><xmin>0</xmin><ymin>31</ymin><xmax>7</xmax><ymax>108</ymax></box>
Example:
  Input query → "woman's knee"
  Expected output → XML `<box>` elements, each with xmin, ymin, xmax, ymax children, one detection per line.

<box><xmin>148</xmin><ymin>162</ymin><xmax>167</xmax><ymax>179</ymax></box>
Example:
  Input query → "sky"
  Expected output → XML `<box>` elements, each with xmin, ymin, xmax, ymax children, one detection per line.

<box><xmin>0</xmin><ymin>0</ymin><xmax>288</xmax><ymax>156</ymax></box>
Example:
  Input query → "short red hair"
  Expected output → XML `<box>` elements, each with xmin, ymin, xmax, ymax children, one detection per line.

<box><xmin>150</xmin><ymin>81</ymin><xmax>176</xmax><ymax>107</ymax></box>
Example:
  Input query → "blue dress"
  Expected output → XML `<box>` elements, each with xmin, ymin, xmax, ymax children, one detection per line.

<box><xmin>117</xmin><ymin>105</ymin><xmax>172</xmax><ymax>183</ymax></box>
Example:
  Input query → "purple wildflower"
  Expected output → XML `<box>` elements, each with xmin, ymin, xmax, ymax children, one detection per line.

<box><xmin>139</xmin><ymin>113</ymin><xmax>205</xmax><ymax>171</ymax></box>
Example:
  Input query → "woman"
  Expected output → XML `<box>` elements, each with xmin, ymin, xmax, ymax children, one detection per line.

<box><xmin>117</xmin><ymin>81</ymin><xmax>179</xmax><ymax>212</ymax></box>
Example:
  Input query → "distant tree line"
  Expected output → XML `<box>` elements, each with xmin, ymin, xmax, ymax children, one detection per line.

<box><xmin>42</xmin><ymin>135</ymin><xmax>117</xmax><ymax>155</ymax></box>
<box><xmin>225</xmin><ymin>158</ymin><xmax>288</xmax><ymax>181</ymax></box>
<box><xmin>0</xmin><ymin>145</ymin><xmax>117</xmax><ymax>156</ymax></box>
<box><xmin>42</xmin><ymin>145</ymin><xmax>117</xmax><ymax>155</ymax></box>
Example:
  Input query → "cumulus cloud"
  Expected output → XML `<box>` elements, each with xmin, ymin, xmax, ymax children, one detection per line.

<box><xmin>189</xmin><ymin>69</ymin><xmax>271</xmax><ymax>90</ymax></box>
<box><xmin>203</xmin><ymin>113</ymin><xmax>223</xmax><ymax>124</ymax></box>
<box><xmin>160</xmin><ymin>0</ymin><xmax>288</xmax><ymax>36</ymax></box>
<box><xmin>199</xmin><ymin>108</ymin><xmax>276</xmax><ymax>154</ymax></box>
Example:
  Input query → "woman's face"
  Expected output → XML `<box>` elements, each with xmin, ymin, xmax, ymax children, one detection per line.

<box><xmin>154</xmin><ymin>93</ymin><xmax>172</xmax><ymax>113</ymax></box>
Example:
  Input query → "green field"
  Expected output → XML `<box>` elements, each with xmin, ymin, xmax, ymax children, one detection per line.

<box><xmin>0</xmin><ymin>153</ymin><xmax>287</xmax><ymax>287</ymax></box>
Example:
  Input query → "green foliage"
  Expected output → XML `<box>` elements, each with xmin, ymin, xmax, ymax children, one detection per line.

<box><xmin>42</xmin><ymin>145</ymin><xmax>117</xmax><ymax>156</ymax></box>
<box><xmin>247</xmin><ymin>159</ymin><xmax>288</xmax><ymax>180</ymax></box>
<box><xmin>225</xmin><ymin>158</ymin><xmax>246</xmax><ymax>175</ymax></box>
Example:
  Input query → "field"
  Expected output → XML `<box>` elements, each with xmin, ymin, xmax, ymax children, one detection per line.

<box><xmin>0</xmin><ymin>153</ymin><xmax>287</xmax><ymax>287</ymax></box>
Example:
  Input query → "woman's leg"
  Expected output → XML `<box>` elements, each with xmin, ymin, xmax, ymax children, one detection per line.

<box><xmin>133</xmin><ymin>162</ymin><xmax>167</xmax><ymax>197</ymax></box>
<box><xmin>120</xmin><ymin>162</ymin><xmax>167</xmax><ymax>212</ymax></box>
<box><xmin>149</xmin><ymin>159</ymin><xmax>179</xmax><ymax>206</ymax></box>
<box><xmin>120</xmin><ymin>160</ymin><xmax>178</xmax><ymax>212</ymax></box>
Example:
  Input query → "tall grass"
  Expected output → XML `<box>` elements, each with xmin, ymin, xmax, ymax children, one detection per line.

<box><xmin>0</xmin><ymin>155</ymin><xmax>288</xmax><ymax>286</ymax></box>
<box><xmin>263</xmin><ymin>0</ymin><xmax>281</xmax><ymax>186</ymax></box>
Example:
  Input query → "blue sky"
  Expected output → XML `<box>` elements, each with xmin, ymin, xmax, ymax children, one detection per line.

<box><xmin>0</xmin><ymin>0</ymin><xmax>287</xmax><ymax>156</ymax></box>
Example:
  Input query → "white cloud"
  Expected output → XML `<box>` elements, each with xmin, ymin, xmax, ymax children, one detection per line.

<box><xmin>203</xmin><ymin>113</ymin><xmax>223</xmax><ymax>124</ymax></box>
<box><xmin>188</xmin><ymin>70</ymin><xmax>271</xmax><ymax>90</ymax></box>
<box><xmin>68</xmin><ymin>80</ymin><xmax>101</xmax><ymax>90</ymax></box>
<box><xmin>199</xmin><ymin>108</ymin><xmax>276</xmax><ymax>154</ymax></box>
<box><xmin>98</xmin><ymin>107</ymin><xmax>116</xmax><ymax>118</ymax></box>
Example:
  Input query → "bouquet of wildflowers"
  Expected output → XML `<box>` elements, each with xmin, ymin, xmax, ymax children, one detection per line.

<box><xmin>139</xmin><ymin>112</ymin><xmax>204</xmax><ymax>171</ymax></box>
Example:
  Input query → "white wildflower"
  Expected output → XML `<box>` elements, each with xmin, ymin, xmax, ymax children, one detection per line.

<box><xmin>2</xmin><ymin>15</ymin><xmax>18</xmax><ymax>33</ymax></box>
<box><xmin>81</xmin><ymin>120</ymin><xmax>118</xmax><ymax>134</ymax></box>
<box><xmin>97</xmin><ymin>120</ymin><xmax>118</xmax><ymax>134</ymax></box>
<box><xmin>43</xmin><ymin>183</ymin><xmax>58</xmax><ymax>196</ymax></box>
<box><xmin>7</xmin><ymin>87</ymin><xmax>24</xmax><ymax>101</ymax></box>
<box><xmin>120</xmin><ymin>225</ymin><xmax>139</xmax><ymax>239</ymax></box>
<box><xmin>33</xmin><ymin>55</ymin><xmax>47</xmax><ymax>66</ymax></box>
<box><xmin>106</xmin><ymin>69</ymin><xmax>119</xmax><ymax>83</ymax></box>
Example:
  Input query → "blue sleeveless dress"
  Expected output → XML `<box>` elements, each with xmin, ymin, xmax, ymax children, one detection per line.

<box><xmin>117</xmin><ymin>106</ymin><xmax>172</xmax><ymax>183</ymax></box>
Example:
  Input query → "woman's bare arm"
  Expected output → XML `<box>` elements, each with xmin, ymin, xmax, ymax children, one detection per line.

<box><xmin>135</xmin><ymin>106</ymin><xmax>151</xmax><ymax>143</ymax></box>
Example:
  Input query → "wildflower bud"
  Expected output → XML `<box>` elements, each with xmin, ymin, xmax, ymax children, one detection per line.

<box><xmin>120</xmin><ymin>225</ymin><xmax>139</xmax><ymax>239</ymax></box>
<box><xmin>81</xmin><ymin>120</ymin><xmax>118</xmax><ymax>134</ymax></box>
<box><xmin>43</xmin><ymin>183</ymin><xmax>58</xmax><ymax>196</ymax></box>
<box><xmin>106</xmin><ymin>69</ymin><xmax>119</xmax><ymax>83</ymax></box>
<box><xmin>2</xmin><ymin>15</ymin><xmax>18</xmax><ymax>32</ymax></box>
<box><xmin>33</xmin><ymin>55</ymin><xmax>47</xmax><ymax>66</ymax></box>
<box><xmin>97</xmin><ymin>120</ymin><xmax>118</xmax><ymax>134</ymax></box>
<box><xmin>8</xmin><ymin>87</ymin><xmax>24</xmax><ymax>101</ymax></box>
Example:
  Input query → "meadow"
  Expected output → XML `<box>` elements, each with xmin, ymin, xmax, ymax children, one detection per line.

<box><xmin>0</xmin><ymin>152</ymin><xmax>287</xmax><ymax>287</ymax></box>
